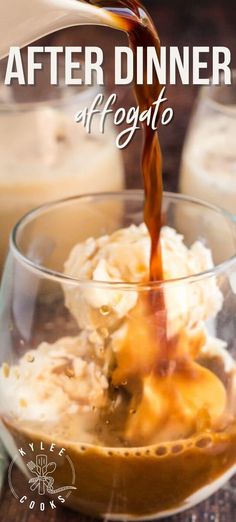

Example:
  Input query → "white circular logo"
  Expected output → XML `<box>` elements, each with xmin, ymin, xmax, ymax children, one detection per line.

<box><xmin>8</xmin><ymin>441</ymin><xmax>77</xmax><ymax>512</ymax></box>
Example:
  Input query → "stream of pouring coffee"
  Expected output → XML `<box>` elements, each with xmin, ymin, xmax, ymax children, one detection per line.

<box><xmin>87</xmin><ymin>0</ymin><xmax>164</xmax><ymax>282</ymax></box>
<box><xmin>86</xmin><ymin>1</ymin><xmax>168</xmax><ymax>370</ymax></box>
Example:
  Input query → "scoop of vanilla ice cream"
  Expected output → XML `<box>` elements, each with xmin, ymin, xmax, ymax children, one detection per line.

<box><xmin>0</xmin><ymin>334</ymin><xmax>108</xmax><ymax>426</ymax></box>
<box><xmin>162</xmin><ymin>227</ymin><xmax>223</xmax><ymax>336</ymax></box>
<box><xmin>64</xmin><ymin>224</ymin><xmax>223</xmax><ymax>337</ymax></box>
<box><xmin>64</xmin><ymin>224</ymin><xmax>149</xmax><ymax>332</ymax></box>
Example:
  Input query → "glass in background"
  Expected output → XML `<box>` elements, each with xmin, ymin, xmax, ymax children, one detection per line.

<box><xmin>0</xmin><ymin>58</ymin><xmax>124</xmax><ymax>271</ymax></box>
<box><xmin>179</xmin><ymin>74</ymin><xmax>236</xmax><ymax>214</ymax></box>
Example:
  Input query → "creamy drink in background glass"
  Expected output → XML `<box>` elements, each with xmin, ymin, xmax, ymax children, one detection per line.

<box><xmin>180</xmin><ymin>75</ymin><xmax>236</xmax><ymax>214</ymax></box>
<box><xmin>0</xmin><ymin>63</ymin><xmax>124</xmax><ymax>270</ymax></box>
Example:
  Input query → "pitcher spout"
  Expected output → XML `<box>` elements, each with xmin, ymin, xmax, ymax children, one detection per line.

<box><xmin>0</xmin><ymin>0</ymin><xmax>123</xmax><ymax>60</ymax></box>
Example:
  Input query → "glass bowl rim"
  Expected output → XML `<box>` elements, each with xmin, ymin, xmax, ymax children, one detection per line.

<box><xmin>10</xmin><ymin>190</ymin><xmax>236</xmax><ymax>290</ymax></box>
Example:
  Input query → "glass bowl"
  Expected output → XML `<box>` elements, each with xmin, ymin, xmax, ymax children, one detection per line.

<box><xmin>0</xmin><ymin>191</ymin><xmax>236</xmax><ymax>519</ymax></box>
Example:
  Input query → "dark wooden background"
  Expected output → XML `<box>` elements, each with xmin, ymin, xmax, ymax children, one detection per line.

<box><xmin>1</xmin><ymin>0</ymin><xmax>236</xmax><ymax>520</ymax></box>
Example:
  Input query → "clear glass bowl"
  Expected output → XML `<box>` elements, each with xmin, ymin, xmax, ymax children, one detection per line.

<box><xmin>0</xmin><ymin>191</ymin><xmax>236</xmax><ymax>519</ymax></box>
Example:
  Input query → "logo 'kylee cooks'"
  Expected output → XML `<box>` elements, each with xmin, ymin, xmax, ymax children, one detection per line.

<box><xmin>8</xmin><ymin>441</ymin><xmax>77</xmax><ymax>511</ymax></box>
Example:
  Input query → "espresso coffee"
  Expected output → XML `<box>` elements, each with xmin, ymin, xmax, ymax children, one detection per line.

<box><xmin>5</xmin><ymin>415</ymin><xmax>236</xmax><ymax>518</ymax></box>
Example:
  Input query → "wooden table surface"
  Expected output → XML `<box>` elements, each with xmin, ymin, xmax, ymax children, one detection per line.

<box><xmin>1</xmin><ymin>0</ymin><xmax>236</xmax><ymax>520</ymax></box>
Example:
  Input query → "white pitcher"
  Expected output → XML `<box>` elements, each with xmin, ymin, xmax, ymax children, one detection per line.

<box><xmin>0</xmin><ymin>0</ymin><xmax>119</xmax><ymax>60</ymax></box>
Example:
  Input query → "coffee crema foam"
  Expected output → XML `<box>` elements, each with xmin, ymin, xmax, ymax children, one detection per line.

<box><xmin>3</xmin><ymin>408</ymin><xmax>236</xmax><ymax>518</ymax></box>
